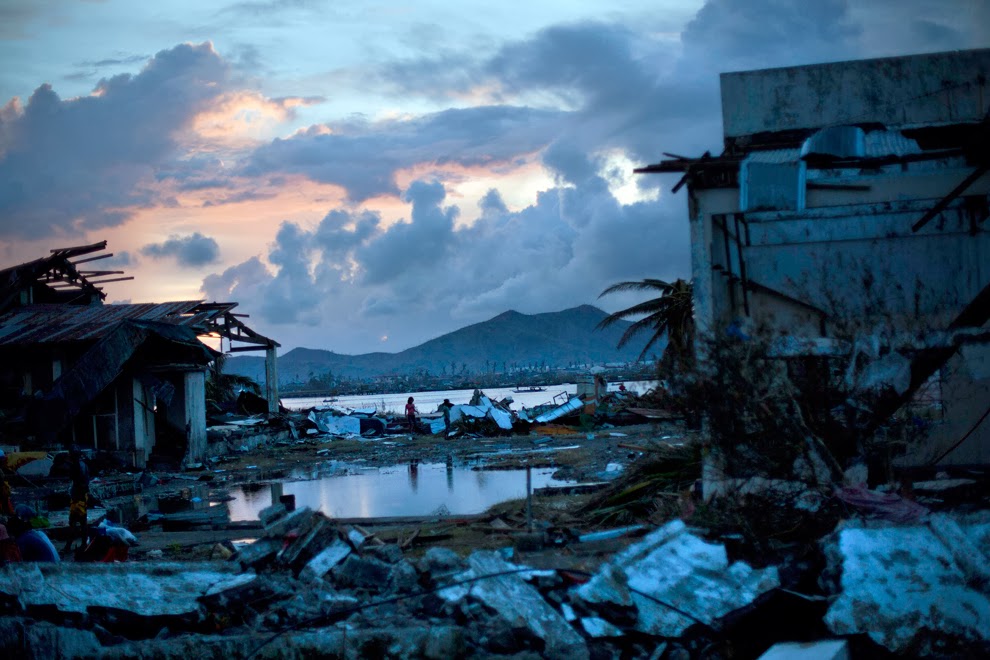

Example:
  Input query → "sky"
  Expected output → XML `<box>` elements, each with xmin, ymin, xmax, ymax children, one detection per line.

<box><xmin>1</xmin><ymin>0</ymin><xmax>988</xmax><ymax>355</ymax></box>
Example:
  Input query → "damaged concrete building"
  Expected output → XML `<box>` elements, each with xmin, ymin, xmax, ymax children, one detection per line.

<box><xmin>0</xmin><ymin>241</ymin><xmax>279</xmax><ymax>468</ymax></box>
<box><xmin>641</xmin><ymin>49</ymin><xmax>990</xmax><ymax>467</ymax></box>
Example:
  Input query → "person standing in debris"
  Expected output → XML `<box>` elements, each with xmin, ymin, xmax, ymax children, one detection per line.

<box><xmin>405</xmin><ymin>397</ymin><xmax>418</xmax><ymax>433</ymax></box>
<box><xmin>64</xmin><ymin>446</ymin><xmax>90</xmax><ymax>555</ymax></box>
<box><xmin>438</xmin><ymin>398</ymin><xmax>453</xmax><ymax>436</ymax></box>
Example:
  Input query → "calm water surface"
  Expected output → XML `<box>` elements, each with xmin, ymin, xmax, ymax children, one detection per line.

<box><xmin>226</xmin><ymin>463</ymin><xmax>573</xmax><ymax>520</ymax></box>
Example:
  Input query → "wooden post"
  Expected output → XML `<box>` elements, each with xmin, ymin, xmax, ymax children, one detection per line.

<box><xmin>526</xmin><ymin>464</ymin><xmax>533</xmax><ymax>532</ymax></box>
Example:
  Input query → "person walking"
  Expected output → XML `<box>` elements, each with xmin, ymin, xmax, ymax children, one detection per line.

<box><xmin>405</xmin><ymin>397</ymin><xmax>418</xmax><ymax>433</ymax></box>
<box><xmin>438</xmin><ymin>398</ymin><xmax>454</xmax><ymax>436</ymax></box>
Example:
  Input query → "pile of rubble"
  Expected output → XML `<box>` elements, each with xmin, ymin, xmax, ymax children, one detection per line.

<box><xmin>3</xmin><ymin>497</ymin><xmax>989</xmax><ymax>658</ymax></box>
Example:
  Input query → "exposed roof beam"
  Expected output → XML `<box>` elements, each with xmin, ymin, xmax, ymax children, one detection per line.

<box><xmin>71</xmin><ymin>253</ymin><xmax>114</xmax><ymax>265</ymax></box>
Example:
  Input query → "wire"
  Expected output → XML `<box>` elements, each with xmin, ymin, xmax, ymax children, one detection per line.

<box><xmin>247</xmin><ymin>565</ymin><xmax>718</xmax><ymax>657</ymax></box>
<box><xmin>926</xmin><ymin>403</ymin><xmax>990</xmax><ymax>467</ymax></box>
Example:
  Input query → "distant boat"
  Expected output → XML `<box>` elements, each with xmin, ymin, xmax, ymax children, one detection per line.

<box><xmin>512</xmin><ymin>385</ymin><xmax>546</xmax><ymax>393</ymax></box>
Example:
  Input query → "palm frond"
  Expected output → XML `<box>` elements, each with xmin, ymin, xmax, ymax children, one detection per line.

<box><xmin>598</xmin><ymin>279</ymin><xmax>674</xmax><ymax>298</ymax></box>
<box><xmin>597</xmin><ymin>277</ymin><xmax>694</xmax><ymax>363</ymax></box>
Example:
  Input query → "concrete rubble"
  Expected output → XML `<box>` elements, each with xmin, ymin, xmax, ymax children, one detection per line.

<box><xmin>574</xmin><ymin>520</ymin><xmax>780</xmax><ymax>637</ymax></box>
<box><xmin>0</xmin><ymin>502</ymin><xmax>789</xmax><ymax>660</ymax></box>
<box><xmin>4</xmin><ymin>495</ymin><xmax>990</xmax><ymax>658</ymax></box>
<box><xmin>821</xmin><ymin>512</ymin><xmax>990</xmax><ymax>655</ymax></box>
<box><xmin>438</xmin><ymin>550</ymin><xmax>589</xmax><ymax>659</ymax></box>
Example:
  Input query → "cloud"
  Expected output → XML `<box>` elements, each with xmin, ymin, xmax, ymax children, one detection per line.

<box><xmin>681</xmin><ymin>0</ymin><xmax>860</xmax><ymax>72</ymax></box>
<box><xmin>0</xmin><ymin>2</ymin><xmax>44</xmax><ymax>40</ymax></box>
<box><xmin>243</xmin><ymin>105</ymin><xmax>565</xmax><ymax>201</ymax></box>
<box><xmin>218</xmin><ymin>0</ymin><xmax>322</xmax><ymax>19</ymax></box>
<box><xmin>356</xmin><ymin>180</ymin><xmax>458</xmax><ymax>285</ymax></box>
<box><xmin>77</xmin><ymin>53</ymin><xmax>149</xmax><ymax>68</ymax></box>
<box><xmin>202</xmin><ymin>255</ymin><xmax>272</xmax><ymax>302</ymax></box>
<box><xmin>6</xmin><ymin>0</ymin><xmax>987</xmax><ymax>357</ymax></box>
<box><xmin>141</xmin><ymin>232</ymin><xmax>221</xmax><ymax>267</ymax></box>
<box><xmin>847</xmin><ymin>0</ymin><xmax>990</xmax><ymax>57</ymax></box>
<box><xmin>102</xmin><ymin>250</ymin><xmax>137</xmax><ymax>267</ymax></box>
<box><xmin>200</xmin><ymin>170</ymin><xmax>688</xmax><ymax>352</ymax></box>
<box><xmin>0</xmin><ymin>42</ymin><xmax>231</xmax><ymax>240</ymax></box>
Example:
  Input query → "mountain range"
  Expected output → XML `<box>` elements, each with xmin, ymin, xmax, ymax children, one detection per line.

<box><xmin>225</xmin><ymin>305</ymin><xmax>655</xmax><ymax>385</ymax></box>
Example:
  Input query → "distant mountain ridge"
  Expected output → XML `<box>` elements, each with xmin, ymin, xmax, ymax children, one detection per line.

<box><xmin>225</xmin><ymin>305</ymin><xmax>653</xmax><ymax>385</ymax></box>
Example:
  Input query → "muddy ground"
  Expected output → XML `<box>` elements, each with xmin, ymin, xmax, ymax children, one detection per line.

<box><xmin>98</xmin><ymin>420</ymin><xmax>696</xmax><ymax>565</ymax></box>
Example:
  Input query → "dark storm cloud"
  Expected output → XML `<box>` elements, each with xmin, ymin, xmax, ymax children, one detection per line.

<box><xmin>244</xmin><ymin>1</ymin><xmax>984</xmax><ymax>213</ymax></box>
<box><xmin>377</xmin><ymin>19</ymin><xmax>720</xmax><ymax>178</ymax></box>
<box><xmin>681</xmin><ymin>0</ymin><xmax>860</xmax><ymax>71</ymax></box>
<box><xmin>210</xmin><ymin>1</ymin><xmax>893</xmax><ymax>348</ymax></box>
<box><xmin>0</xmin><ymin>42</ymin><xmax>230</xmax><ymax>240</ymax></box>
<box><xmin>479</xmin><ymin>189</ymin><xmax>508</xmax><ymax>216</ymax></box>
<box><xmin>848</xmin><ymin>0</ymin><xmax>990</xmax><ymax>57</ymax></box>
<box><xmin>313</xmin><ymin>209</ymin><xmax>380</xmax><ymax>258</ymax></box>
<box><xmin>486</xmin><ymin>22</ymin><xmax>659</xmax><ymax>112</ymax></box>
<box><xmin>201</xmin><ymin>171</ymin><xmax>688</xmax><ymax>343</ymax></box>
<box><xmin>243</xmin><ymin>105</ymin><xmax>566</xmax><ymax>201</ymax></box>
<box><xmin>141</xmin><ymin>232</ymin><xmax>221</xmax><ymax>267</ymax></box>
<box><xmin>355</xmin><ymin>180</ymin><xmax>458</xmax><ymax>285</ymax></box>
<box><xmin>195</xmin><ymin>0</ymin><xmax>986</xmax><ymax>352</ymax></box>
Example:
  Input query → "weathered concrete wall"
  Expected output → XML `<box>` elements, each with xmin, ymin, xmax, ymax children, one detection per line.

<box><xmin>184</xmin><ymin>371</ymin><xmax>206</xmax><ymax>465</ymax></box>
<box><xmin>720</xmin><ymin>49</ymin><xmax>990</xmax><ymax>139</ymax></box>
<box><xmin>132</xmin><ymin>377</ymin><xmax>153</xmax><ymax>468</ymax></box>
<box><xmin>205</xmin><ymin>427</ymin><xmax>292</xmax><ymax>457</ymax></box>
<box><xmin>739</xmin><ymin>197</ymin><xmax>989</xmax><ymax>330</ymax></box>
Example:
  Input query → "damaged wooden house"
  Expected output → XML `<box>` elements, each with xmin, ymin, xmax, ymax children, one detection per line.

<box><xmin>641</xmin><ymin>48</ymin><xmax>990</xmax><ymax>469</ymax></box>
<box><xmin>0</xmin><ymin>241</ymin><xmax>279</xmax><ymax>469</ymax></box>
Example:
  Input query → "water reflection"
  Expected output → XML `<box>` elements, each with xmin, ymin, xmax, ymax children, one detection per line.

<box><xmin>226</xmin><ymin>463</ymin><xmax>571</xmax><ymax>520</ymax></box>
<box><xmin>408</xmin><ymin>461</ymin><xmax>419</xmax><ymax>493</ymax></box>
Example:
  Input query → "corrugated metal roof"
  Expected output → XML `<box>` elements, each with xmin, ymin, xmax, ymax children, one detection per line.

<box><xmin>750</xmin><ymin>130</ymin><xmax>922</xmax><ymax>166</ymax></box>
<box><xmin>801</xmin><ymin>126</ymin><xmax>865</xmax><ymax>159</ymax></box>
<box><xmin>746</xmin><ymin>149</ymin><xmax>801</xmax><ymax>164</ymax></box>
<box><xmin>862</xmin><ymin>130</ymin><xmax>921</xmax><ymax>157</ymax></box>
<box><xmin>0</xmin><ymin>301</ymin><xmax>233</xmax><ymax>346</ymax></box>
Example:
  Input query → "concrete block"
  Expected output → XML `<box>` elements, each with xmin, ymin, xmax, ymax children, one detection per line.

<box><xmin>262</xmin><ymin>506</ymin><xmax>313</xmax><ymax>538</ymax></box>
<box><xmin>759</xmin><ymin>640</ymin><xmax>849</xmax><ymax>660</ymax></box>
<box><xmin>439</xmin><ymin>551</ymin><xmax>588</xmax><ymax>660</ymax></box>
<box><xmin>823</xmin><ymin>522</ymin><xmax>990</xmax><ymax>653</ymax></box>
<box><xmin>574</xmin><ymin>520</ymin><xmax>779</xmax><ymax>638</ymax></box>
<box><xmin>258</xmin><ymin>503</ymin><xmax>286</xmax><ymax>527</ymax></box>
<box><xmin>332</xmin><ymin>555</ymin><xmax>392</xmax><ymax>590</ymax></box>
<box><xmin>299</xmin><ymin>539</ymin><xmax>352</xmax><ymax>582</ymax></box>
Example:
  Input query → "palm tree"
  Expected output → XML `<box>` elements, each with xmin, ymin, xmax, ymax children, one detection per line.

<box><xmin>206</xmin><ymin>352</ymin><xmax>261</xmax><ymax>405</ymax></box>
<box><xmin>596</xmin><ymin>278</ymin><xmax>694</xmax><ymax>363</ymax></box>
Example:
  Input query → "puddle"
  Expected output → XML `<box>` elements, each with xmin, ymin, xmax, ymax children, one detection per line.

<box><xmin>226</xmin><ymin>463</ymin><xmax>573</xmax><ymax>521</ymax></box>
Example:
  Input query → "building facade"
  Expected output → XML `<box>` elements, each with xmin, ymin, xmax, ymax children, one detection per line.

<box><xmin>642</xmin><ymin>49</ymin><xmax>990</xmax><ymax>467</ymax></box>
